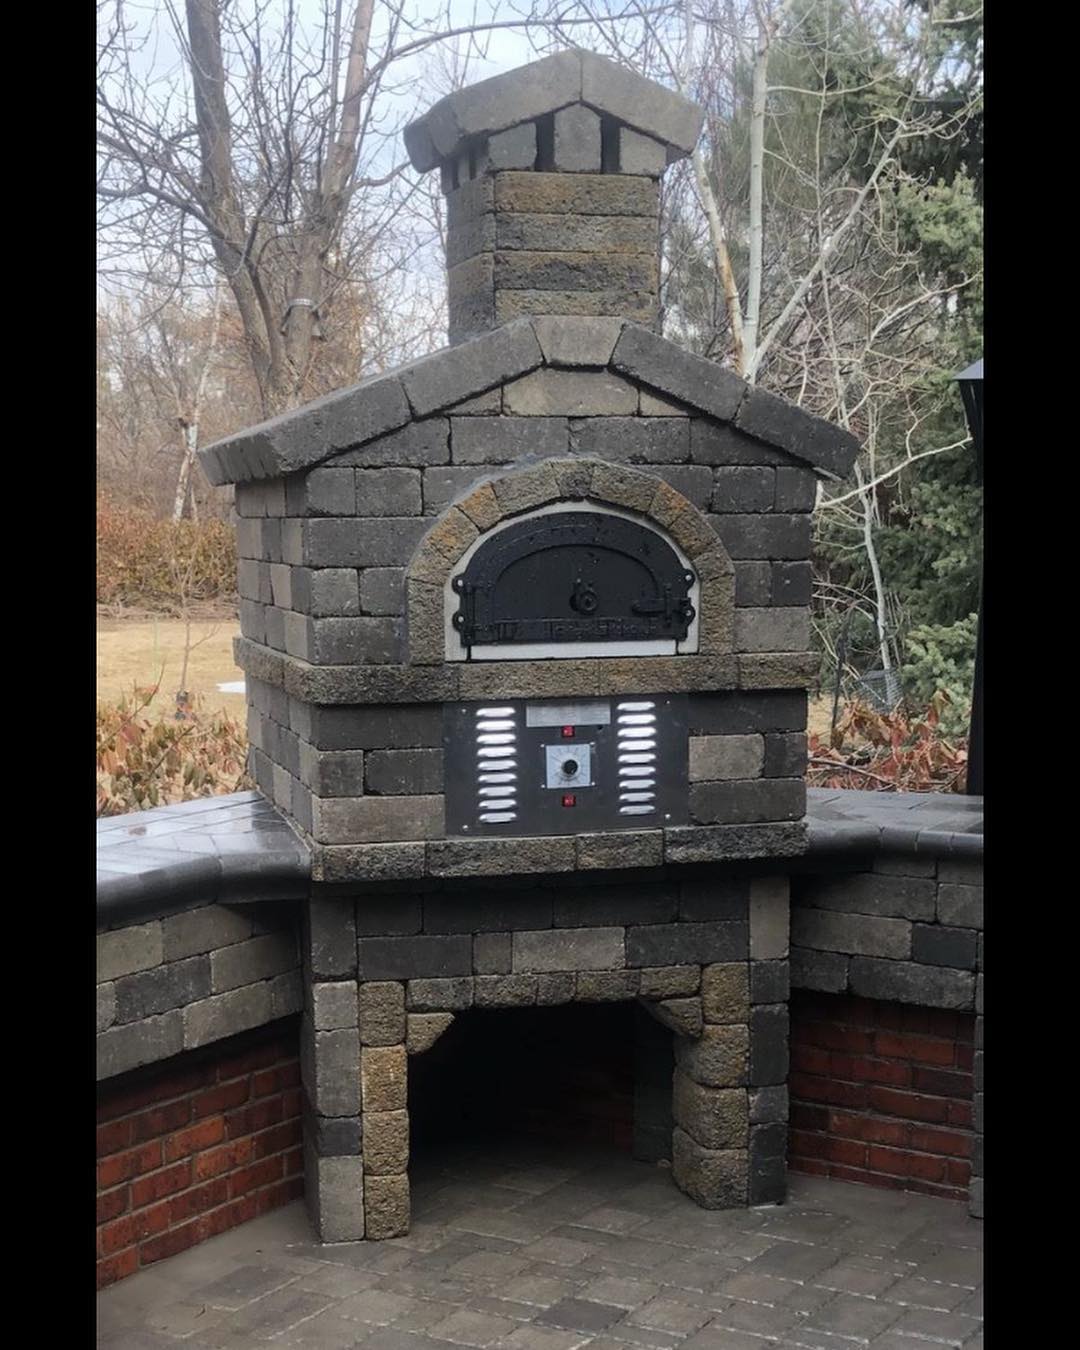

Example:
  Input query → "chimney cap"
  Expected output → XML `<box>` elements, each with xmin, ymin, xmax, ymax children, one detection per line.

<box><xmin>404</xmin><ymin>49</ymin><xmax>705</xmax><ymax>173</ymax></box>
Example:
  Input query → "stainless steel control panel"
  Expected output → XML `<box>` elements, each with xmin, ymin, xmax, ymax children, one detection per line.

<box><xmin>443</xmin><ymin>695</ymin><xmax>688</xmax><ymax>837</ymax></box>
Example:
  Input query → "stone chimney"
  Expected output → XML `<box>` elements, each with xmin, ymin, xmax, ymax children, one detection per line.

<box><xmin>404</xmin><ymin>50</ymin><xmax>704</xmax><ymax>343</ymax></box>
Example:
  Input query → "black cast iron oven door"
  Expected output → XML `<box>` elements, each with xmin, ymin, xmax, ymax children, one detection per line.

<box><xmin>452</xmin><ymin>512</ymin><xmax>696</xmax><ymax>652</ymax></box>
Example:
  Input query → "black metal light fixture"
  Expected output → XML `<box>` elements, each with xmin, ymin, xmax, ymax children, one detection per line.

<box><xmin>955</xmin><ymin>358</ymin><xmax>983</xmax><ymax>795</ymax></box>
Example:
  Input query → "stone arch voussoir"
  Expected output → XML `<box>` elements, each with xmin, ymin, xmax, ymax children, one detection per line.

<box><xmin>404</xmin><ymin>457</ymin><xmax>734</xmax><ymax>664</ymax></box>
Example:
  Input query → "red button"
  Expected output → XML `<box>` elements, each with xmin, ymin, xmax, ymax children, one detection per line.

<box><xmin>561</xmin><ymin>794</ymin><xmax>576</xmax><ymax>807</ymax></box>
<box><xmin>561</xmin><ymin>725</ymin><xmax>575</xmax><ymax>738</ymax></box>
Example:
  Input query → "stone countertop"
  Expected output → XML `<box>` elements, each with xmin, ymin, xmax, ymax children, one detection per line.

<box><xmin>96</xmin><ymin>791</ymin><xmax>310</xmax><ymax>928</ymax></box>
<box><xmin>96</xmin><ymin>787</ymin><xmax>982</xmax><ymax>926</ymax></box>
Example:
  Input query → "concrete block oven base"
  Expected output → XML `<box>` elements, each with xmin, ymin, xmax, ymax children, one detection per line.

<box><xmin>300</xmin><ymin>874</ymin><xmax>791</xmax><ymax>1241</ymax></box>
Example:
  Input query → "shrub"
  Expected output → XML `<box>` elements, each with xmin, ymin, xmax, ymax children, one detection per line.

<box><xmin>97</xmin><ymin>493</ymin><xmax>237</xmax><ymax>611</ymax></box>
<box><xmin>97</xmin><ymin>689</ymin><xmax>252</xmax><ymax>815</ymax></box>
<box><xmin>901</xmin><ymin>613</ymin><xmax>978</xmax><ymax>736</ymax></box>
<box><xmin>808</xmin><ymin>693</ymin><xmax>968</xmax><ymax>793</ymax></box>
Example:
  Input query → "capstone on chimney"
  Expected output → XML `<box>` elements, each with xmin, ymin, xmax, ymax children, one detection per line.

<box><xmin>404</xmin><ymin>50</ymin><xmax>704</xmax><ymax>343</ymax></box>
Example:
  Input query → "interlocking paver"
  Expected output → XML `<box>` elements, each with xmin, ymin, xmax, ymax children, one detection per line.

<box><xmin>96</xmin><ymin>1151</ymin><xmax>983</xmax><ymax>1350</ymax></box>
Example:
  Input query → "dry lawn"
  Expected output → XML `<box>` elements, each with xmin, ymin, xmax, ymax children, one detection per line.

<box><xmin>97</xmin><ymin>615</ymin><xmax>244</xmax><ymax>719</ymax></box>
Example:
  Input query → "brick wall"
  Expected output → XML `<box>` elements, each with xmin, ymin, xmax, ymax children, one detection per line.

<box><xmin>788</xmin><ymin>991</ymin><xmax>974</xmax><ymax>1202</ymax></box>
<box><xmin>96</xmin><ymin>1020</ymin><xmax>304</xmax><ymax>1290</ymax></box>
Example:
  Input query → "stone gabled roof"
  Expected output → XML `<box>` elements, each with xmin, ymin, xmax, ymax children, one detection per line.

<box><xmin>403</xmin><ymin>50</ymin><xmax>705</xmax><ymax>172</ymax></box>
<box><xmin>198</xmin><ymin>316</ymin><xmax>860</xmax><ymax>487</ymax></box>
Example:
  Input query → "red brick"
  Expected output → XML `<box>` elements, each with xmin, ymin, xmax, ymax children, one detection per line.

<box><xmin>947</xmin><ymin>1158</ymin><xmax>972</xmax><ymax>1186</ymax></box>
<box><xmin>139</xmin><ymin>1221</ymin><xmax>201</xmax><ymax>1266</ymax></box>
<box><xmin>229</xmin><ymin>1155</ymin><xmax>283</xmax><ymax>1198</ymax></box>
<box><xmin>789</xmin><ymin>1102</ymin><xmax>829</xmax><ymax>1132</ymax></box>
<box><xmin>822</xmin><ymin>1137</ymin><xmax>867</xmax><ymax>1167</ymax></box>
<box><xmin>788</xmin><ymin>1129</ymin><xmax>828</xmax><ymax>1159</ymax></box>
<box><xmin>167</xmin><ymin>1177</ymin><xmax>230</xmax><ymax>1224</ymax></box>
<box><xmin>791</xmin><ymin>1044</ymin><xmax>830</xmax><ymax>1074</ymax></box>
<box><xmin>947</xmin><ymin>1100</ymin><xmax>974</xmax><ymax>1128</ymax></box>
<box><xmin>905</xmin><ymin>1152</ymin><xmax>948</xmax><ymax>1183</ymax></box>
<box><xmin>904</xmin><ymin>1177</ymin><xmax>965</xmax><ymax>1201</ymax></box>
<box><xmin>873</xmin><ymin>1031</ymin><xmax>956</xmax><ymax>1066</ymax></box>
<box><xmin>867</xmin><ymin>1087</ymin><xmax>948</xmax><ymax>1123</ymax></box>
<box><xmin>804</xmin><ymin>1022</ymin><xmax>875</xmax><ymax>1054</ymax></box>
<box><xmin>96</xmin><ymin>1248</ymin><xmax>139</xmax><ymax>1289</ymax></box>
<box><xmin>909</xmin><ymin>1126</ymin><xmax>973</xmax><ymax>1158</ymax></box>
<box><xmin>98</xmin><ymin>1202</ymin><xmax>169</xmax><ymax>1256</ymax></box>
<box><xmin>252</xmin><ymin>1119</ymin><xmax>302</xmax><ymax>1160</ymax></box>
<box><xmin>282</xmin><ymin>1087</ymin><xmax>303</xmax><ymax>1119</ymax></box>
<box><xmin>829</xmin><ymin>1111</ymin><xmax>907</xmax><ymax>1147</ymax></box>
<box><xmin>97</xmin><ymin>1063</ymin><xmax>213</xmax><ymax>1124</ymax></box>
<box><xmin>866</xmin><ymin>1145</ymin><xmax>909</xmax><ymax>1177</ymax></box>
<box><xmin>193</xmin><ymin>1138</ymin><xmax>254</xmax><ymax>1181</ymax></box>
<box><xmin>791</xmin><ymin>1073</ymin><xmax>868</xmax><ymax>1109</ymax></box>
<box><xmin>830</xmin><ymin>1163</ymin><xmax>901</xmax><ymax>1190</ymax></box>
<box><xmin>256</xmin><ymin>1175</ymin><xmax>305</xmax><ymax>1215</ymax></box>
<box><xmin>830</xmin><ymin>1054</ymin><xmax>911</xmax><ymax>1086</ymax></box>
<box><xmin>956</xmin><ymin>1043</ymin><xmax>974</xmax><ymax>1070</ymax></box>
<box><xmin>164</xmin><ymin>1116</ymin><xmax>226</xmax><ymax>1163</ymax></box>
<box><xmin>96</xmin><ymin>1187</ymin><xmax>129</xmax><ymax>1225</ymax></box>
<box><xmin>97</xmin><ymin>1140</ymin><xmax>162</xmax><ymax>1190</ymax></box>
<box><xmin>246</xmin><ymin>1096</ymin><xmax>286</xmax><ymax>1134</ymax></box>
<box><xmin>97</xmin><ymin>1118</ymin><xmax>133</xmax><ymax>1158</ymax></box>
<box><xmin>132</xmin><ymin>1098</ymin><xmax>192</xmax><ymax>1143</ymax></box>
<box><xmin>912</xmin><ymin>1067</ymin><xmax>973</xmax><ymax>1098</ymax></box>
<box><xmin>192</xmin><ymin>1079</ymin><xmax>250</xmax><ymax>1119</ymax></box>
<box><xmin>216</xmin><ymin>1039</ymin><xmax>287</xmax><ymax>1081</ymax></box>
<box><xmin>788</xmin><ymin>1156</ymin><xmax>829</xmax><ymax>1176</ymax></box>
<box><xmin>252</xmin><ymin>1060</ymin><xmax>301</xmax><ymax>1098</ymax></box>
<box><xmin>131</xmin><ymin>1160</ymin><xmax>192</xmax><ymax>1208</ymax></box>
<box><xmin>283</xmin><ymin>1148</ymin><xmax>304</xmax><ymax>1177</ymax></box>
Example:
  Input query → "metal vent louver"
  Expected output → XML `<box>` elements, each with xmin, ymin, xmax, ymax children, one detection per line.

<box><xmin>474</xmin><ymin>705</ymin><xmax>519</xmax><ymax>824</ymax></box>
<box><xmin>616</xmin><ymin>700</ymin><xmax>657</xmax><ymax>816</ymax></box>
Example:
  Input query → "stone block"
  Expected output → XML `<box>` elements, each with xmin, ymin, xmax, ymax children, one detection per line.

<box><xmin>496</xmin><ymin>250</ymin><xmax>656</xmax><ymax>293</ymax></box>
<box><xmin>638</xmin><ymin>966</ymin><xmax>700</xmax><ymax>999</ymax></box>
<box><xmin>644</xmin><ymin>995</ymin><xmax>701</xmax><ymax>1035</ymax></box>
<box><xmin>114</xmin><ymin>956</ymin><xmax>212</xmax><ymax>1024</ymax></box>
<box><xmin>791</xmin><ymin>908</ymin><xmax>911</xmax><ymax>960</ymax></box>
<box><xmin>330</xmin><ymin>417</ymin><xmax>450</xmax><ymax>469</ymax></box>
<box><xmin>503</xmin><ymin>368</ymin><xmax>638</xmax><ymax>417</ymax></box>
<box><xmin>474</xmin><ymin>974</ymin><xmax>539</xmax><ymax>1007</ymax></box>
<box><xmin>537</xmin><ymin>972</ymin><xmax>576</xmax><ymax>1005</ymax></box>
<box><xmin>701</xmin><ymin>963</ymin><xmax>749</xmax><ymax>1024</ymax></box>
<box><xmin>553</xmin><ymin>885</ymin><xmax>673</xmax><ymax>929</ymax></box>
<box><xmin>312</xmin><ymin>795</ymin><xmax>444</xmax><ymax>845</ymax></box>
<box><xmin>712</xmin><ymin>466</ymin><xmax>774</xmax><ymax>512</ymax></box>
<box><xmin>652</xmin><ymin>465</ymin><xmax>713</xmax><ymax>510</ymax></box>
<box><xmin>363</xmin><ymin>1110</ymin><xmax>409</xmax><ymax>1175</ymax></box>
<box><xmin>306</xmin><ymin>749</ymin><xmax>365</xmax><ymax>797</ymax></box>
<box><xmin>937</xmin><ymin>883</ymin><xmax>983</xmax><ymax>930</ymax></box>
<box><xmin>797</xmin><ymin>872</ymin><xmax>936</xmax><ymax>922</ymax></box>
<box><xmin>749</xmin><ymin>878</ymin><xmax>789</xmax><ymax>960</ymax></box>
<box><xmin>313</xmin><ymin>841</ymin><xmax>428</xmax><ymax>885</ymax></box>
<box><xmin>456</xmin><ymin>481</ymin><xmax>503</xmax><ymax>531</ymax></box>
<box><xmin>673</xmin><ymin>1074</ymin><xmax>747</xmax><ymax>1149</ymax></box>
<box><xmin>182</xmin><ymin>984</ymin><xmax>273</xmax><ymax>1051</ymax></box>
<box><xmin>446</xmin><ymin>212</ymin><xmax>496</xmax><ymax>268</ymax></box>
<box><xmin>676</xmin><ymin>1024</ymin><xmax>748</xmax><ymax>1087</ymax></box>
<box><xmin>406</xmin><ymin>1011</ymin><xmax>455</xmax><ymax>1055</ymax></box>
<box><xmin>211</xmin><ymin>932</ymin><xmax>298</xmax><ymax>994</ymax></box>
<box><xmin>308</xmin><ymin>705</ymin><xmax>443</xmax><ymax>751</ymax></box>
<box><xmin>735</xmin><ymin>385</ymin><xmax>859</xmax><ymax>481</ymax></box>
<box><xmin>689</xmin><ymin>691</ymin><xmax>807</xmax><ymax>736</ymax></box>
<box><xmin>400</xmin><ymin>320</ymin><xmax>542</xmax><ymax>416</ymax></box>
<box><xmin>364</xmin><ymin>1174</ymin><xmax>409</xmax><ymax>1240</ymax></box>
<box><xmin>421</xmin><ymin>466</ymin><xmax>487</xmax><ymax>516</ymax></box>
<box><xmin>304</xmin><ymin>517</ymin><xmax>429</xmax><ymax>568</ymax></box>
<box><xmin>849</xmin><ymin>957</ymin><xmax>975</xmax><ymax>1010</ymax></box>
<box><xmin>406</xmin><ymin>977</ymin><xmax>474</xmax><ymax>1011</ymax></box>
<box><xmin>355</xmin><ymin>467</ymin><xmax>422</xmax><ymax>516</ymax></box>
<box><xmin>313</xmin><ymin>981</ymin><xmax>358</xmax><ymax>1031</ymax></box>
<box><xmin>690</xmin><ymin>779</ymin><xmax>805</xmax><ymax>826</ymax></box>
<box><xmin>671</xmin><ymin>1128</ymin><xmax>747</xmax><ymax>1209</ymax></box>
<box><xmin>749</xmin><ymin>1085</ymin><xmax>788</xmax><ymax>1125</ymax></box>
<box><xmin>749</xmin><ymin>1122</ymin><xmax>788</xmax><ymax>1204</ymax></box>
<box><xmin>487</xmin><ymin>121</ymin><xmax>536</xmax><ymax>170</ymax></box>
<box><xmin>495</xmin><ymin>287</ymin><xmax>657</xmax><ymax>327</ymax></box>
<box><xmin>750</xmin><ymin>960</ymin><xmax>789</xmax><ymax>1004</ymax></box>
<box><xmin>161</xmin><ymin>906</ymin><xmax>254</xmax><ymax>962</ymax></box>
<box><xmin>451</xmin><ymin>415</ymin><xmax>569</xmax><ymax>464</ymax></box>
<box><xmin>678</xmin><ymin>880</ymin><xmax>748</xmax><ymax>924</ymax></box>
<box><xmin>365</xmin><ymin>748</ymin><xmax>444</xmax><ymax>796</ymax></box>
<box><xmin>97</xmin><ymin>1010</ymin><xmax>183</xmax><ymax>1080</ymax></box>
<box><xmin>775</xmin><ymin>467</ymin><xmax>817</xmax><ymax>511</ymax></box>
<box><xmin>308</xmin><ymin>897</ymin><xmax>358</xmax><ymax>978</ymax></box>
<box><xmin>627</xmin><ymin>922</ymin><xmax>748</xmax><ymax>968</ymax></box>
<box><xmin>771</xmin><ymin>561</ymin><xmax>812</xmax><ymax>606</ymax></box>
<box><xmin>425</xmin><ymin>891</ymin><xmax>553</xmax><ymax>935</ymax></box>
<box><xmin>575</xmin><ymin>830</ymin><xmax>664</xmax><ymax>871</ymax></box>
<box><xmin>532</xmin><ymin>316</ymin><xmax>624</xmax><ymax>366</ymax></box>
<box><xmin>749</xmin><ymin>1004</ymin><xmax>788</xmax><ymax>1086</ymax></box>
<box><xmin>689</xmin><ymin>735</ymin><xmax>764</xmax><ymax>782</ymax></box>
<box><xmin>708</xmin><ymin>513</ymin><xmax>812</xmax><ymax>561</ymax></box>
<box><xmin>589</xmin><ymin>460</ymin><xmax>661</xmax><ymax>514</ymax></box>
<box><xmin>358</xmin><ymin>981</ymin><xmax>406</xmax><ymax>1045</ymax></box>
<box><xmin>499</xmin><ymin>214</ymin><xmax>654</xmax><ymax>255</ymax></box>
<box><xmin>492</xmin><ymin>461</ymin><xmax>562</xmax><ymax>517</ymax></box>
<box><xmin>302</xmin><ymin>466</ymin><xmax>356</xmax><ymax>515</ymax></box>
<box><xmin>313</xmin><ymin>1155</ymin><xmax>365</xmax><ymax>1242</ymax></box>
<box><xmin>495</xmin><ymin>170</ymin><xmax>658</xmax><ymax>217</ymax></box>
<box><xmin>427</xmin><ymin>835</ymin><xmax>576</xmax><ymax>877</ymax></box>
<box><xmin>790</xmin><ymin>946</ymin><xmax>849</xmax><ymax>993</ymax></box>
<box><xmin>571</xmin><ymin>416</ymin><xmax>689</xmax><ymax>464</ymax></box>
<box><xmin>912</xmin><ymin>924</ymin><xmax>978</xmax><ymax>970</ymax></box>
<box><xmin>97</xmin><ymin>923</ymin><xmax>162</xmax><ymax>982</ymax></box>
<box><xmin>620</xmin><ymin>127</ymin><xmax>666</xmax><ymax>176</ymax></box>
<box><xmin>361</xmin><ymin>1045</ymin><xmax>407</xmax><ymax>1112</ymax></box>
<box><xmin>734</xmin><ymin>607</ymin><xmax>811</xmax><ymax>653</ymax></box>
<box><xmin>764</xmin><ymin>732</ymin><xmax>807</xmax><ymax>779</ymax></box>
<box><xmin>553</xmin><ymin>103</ymin><xmax>602</xmax><ymax>171</ymax></box>
<box><xmin>612</xmin><ymin>325</ymin><xmax>744</xmax><ymax>424</ymax></box>
<box><xmin>358</xmin><ymin>935</ymin><xmax>472</xmax><ymax>981</ymax></box>
<box><xmin>474</xmin><ymin>931</ymin><xmax>512</xmax><ymax>974</ymax></box>
<box><xmin>513</xmin><ymin>927</ymin><xmax>625</xmax><ymax>973</ymax></box>
<box><xmin>313</xmin><ymin>1027</ymin><xmax>362</xmax><ymax>1117</ymax></box>
<box><xmin>97</xmin><ymin>982</ymin><xmax>116</xmax><ymax>1033</ymax></box>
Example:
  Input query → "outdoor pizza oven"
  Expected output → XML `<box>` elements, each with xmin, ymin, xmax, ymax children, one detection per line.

<box><xmin>199</xmin><ymin>49</ymin><xmax>859</xmax><ymax>1248</ymax></box>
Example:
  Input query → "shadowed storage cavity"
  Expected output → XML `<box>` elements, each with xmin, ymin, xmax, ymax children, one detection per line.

<box><xmin>409</xmin><ymin>1003</ymin><xmax>671</xmax><ymax>1162</ymax></box>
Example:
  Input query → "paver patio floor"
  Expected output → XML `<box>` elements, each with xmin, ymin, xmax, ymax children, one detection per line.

<box><xmin>97</xmin><ymin>1143</ymin><xmax>983</xmax><ymax>1349</ymax></box>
